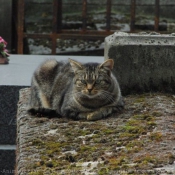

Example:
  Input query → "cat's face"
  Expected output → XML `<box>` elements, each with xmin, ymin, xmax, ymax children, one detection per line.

<box><xmin>74</xmin><ymin>70</ymin><xmax>111</xmax><ymax>96</ymax></box>
<box><xmin>69</xmin><ymin>59</ymin><xmax>114</xmax><ymax>98</ymax></box>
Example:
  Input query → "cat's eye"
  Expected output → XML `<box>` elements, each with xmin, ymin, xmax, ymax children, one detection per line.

<box><xmin>95</xmin><ymin>79</ymin><xmax>101</xmax><ymax>84</ymax></box>
<box><xmin>81</xmin><ymin>80</ymin><xmax>86</xmax><ymax>84</ymax></box>
<box><xmin>100</xmin><ymin>80</ymin><xmax>106</xmax><ymax>85</ymax></box>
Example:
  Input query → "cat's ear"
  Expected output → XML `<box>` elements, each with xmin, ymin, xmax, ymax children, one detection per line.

<box><xmin>69</xmin><ymin>59</ymin><xmax>83</xmax><ymax>73</ymax></box>
<box><xmin>99</xmin><ymin>59</ymin><xmax>114</xmax><ymax>71</ymax></box>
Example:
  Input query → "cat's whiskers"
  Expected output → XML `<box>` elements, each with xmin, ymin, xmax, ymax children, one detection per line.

<box><xmin>99</xmin><ymin>90</ymin><xmax>115</xmax><ymax>103</ymax></box>
<box><xmin>100</xmin><ymin>94</ymin><xmax>115</xmax><ymax>103</ymax></box>
<box><xmin>100</xmin><ymin>90</ymin><xmax>114</xmax><ymax>96</ymax></box>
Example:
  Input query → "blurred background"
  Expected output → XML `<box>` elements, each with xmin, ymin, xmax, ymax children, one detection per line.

<box><xmin>0</xmin><ymin>0</ymin><xmax>175</xmax><ymax>56</ymax></box>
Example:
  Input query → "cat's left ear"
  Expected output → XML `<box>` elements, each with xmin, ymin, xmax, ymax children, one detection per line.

<box><xmin>69</xmin><ymin>59</ymin><xmax>83</xmax><ymax>73</ymax></box>
<box><xmin>99</xmin><ymin>59</ymin><xmax>114</xmax><ymax>71</ymax></box>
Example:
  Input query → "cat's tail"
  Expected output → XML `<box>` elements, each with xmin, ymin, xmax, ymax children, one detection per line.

<box><xmin>28</xmin><ymin>108</ymin><xmax>61</xmax><ymax>119</ymax></box>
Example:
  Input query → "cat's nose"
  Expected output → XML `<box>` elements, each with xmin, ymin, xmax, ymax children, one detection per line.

<box><xmin>87</xmin><ymin>84</ymin><xmax>93</xmax><ymax>93</ymax></box>
<box><xmin>87</xmin><ymin>88</ymin><xmax>92</xmax><ymax>93</ymax></box>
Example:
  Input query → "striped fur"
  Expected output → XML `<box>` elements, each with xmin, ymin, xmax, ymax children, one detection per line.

<box><xmin>28</xmin><ymin>58</ymin><xmax>124</xmax><ymax>120</ymax></box>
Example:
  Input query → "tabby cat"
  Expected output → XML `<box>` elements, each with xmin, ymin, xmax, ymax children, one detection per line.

<box><xmin>28</xmin><ymin>58</ymin><xmax>124</xmax><ymax>120</ymax></box>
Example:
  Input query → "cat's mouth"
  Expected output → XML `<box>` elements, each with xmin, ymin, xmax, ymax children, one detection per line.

<box><xmin>82</xmin><ymin>90</ymin><xmax>98</xmax><ymax>98</ymax></box>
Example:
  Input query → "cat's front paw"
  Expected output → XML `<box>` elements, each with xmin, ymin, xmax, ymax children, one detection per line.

<box><xmin>87</xmin><ymin>112</ymin><xmax>102</xmax><ymax>121</ymax></box>
<box><xmin>77</xmin><ymin>113</ymin><xmax>88</xmax><ymax>119</ymax></box>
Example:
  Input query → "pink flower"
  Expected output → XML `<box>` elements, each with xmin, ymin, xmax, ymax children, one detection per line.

<box><xmin>0</xmin><ymin>37</ymin><xmax>4</xmax><ymax>43</ymax></box>
<box><xmin>0</xmin><ymin>37</ymin><xmax>7</xmax><ymax>45</ymax></box>
<box><xmin>0</xmin><ymin>36</ymin><xmax>9</xmax><ymax>57</ymax></box>
<box><xmin>0</xmin><ymin>36</ymin><xmax>4</xmax><ymax>42</ymax></box>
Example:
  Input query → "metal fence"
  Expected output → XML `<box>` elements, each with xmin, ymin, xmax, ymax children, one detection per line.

<box><xmin>13</xmin><ymin>0</ymin><xmax>165</xmax><ymax>54</ymax></box>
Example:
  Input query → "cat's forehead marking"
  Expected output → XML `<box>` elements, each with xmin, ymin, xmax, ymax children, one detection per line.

<box><xmin>83</xmin><ymin>65</ymin><xmax>98</xmax><ymax>80</ymax></box>
<box><xmin>92</xmin><ymin>73</ymin><xmax>96</xmax><ymax>80</ymax></box>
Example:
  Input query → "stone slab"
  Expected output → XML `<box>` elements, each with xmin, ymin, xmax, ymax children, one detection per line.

<box><xmin>0</xmin><ymin>150</ymin><xmax>15</xmax><ymax>175</ymax></box>
<box><xmin>0</xmin><ymin>86</ymin><xmax>27</xmax><ymax>144</ymax></box>
<box><xmin>0</xmin><ymin>126</ymin><xmax>16</xmax><ymax>145</ymax></box>
<box><xmin>0</xmin><ymin>86</ymin><xmax>27</xmax><ymax>125</ymax></box>
<box><xmin>105</xmin><ymin>32</ymin><xmax>175</xmax><ymax>95</ymax></box>
<box><xmin>16</xmin><ymin>88</ymin><xmax>175</xmax><ymax>174</ymax></box>
<box><xmin>0</xmin><ymin>55</ymin><xmax>104</xmax><ymax>86</ymax></box>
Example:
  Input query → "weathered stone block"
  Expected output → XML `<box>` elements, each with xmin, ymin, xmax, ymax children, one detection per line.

<box><xmin>105</xmin><ymin>32</ymin><xmax>175</xmax><ymax>95</ymax></box>
<box><xmin>16</xmin><ymin>88</ymin><xmax>175</xmax><ymax>174</ymax></box>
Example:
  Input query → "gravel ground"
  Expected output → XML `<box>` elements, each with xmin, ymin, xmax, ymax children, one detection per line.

<box><xmin>16</xmin><ymin>88</ymin><xmax>175</xmax><ymax>175</ymax></box>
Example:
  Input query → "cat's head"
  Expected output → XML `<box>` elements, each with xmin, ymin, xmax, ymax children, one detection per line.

<box><xmin>69</xmin><ymin>58</ymin><xmax>114</xmax><ymax>97</ymax></box>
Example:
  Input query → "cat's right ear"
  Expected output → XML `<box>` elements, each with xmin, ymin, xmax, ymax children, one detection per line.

<box><xmin>69</xmin><ymin>59</ymin><xmax>83</xmax><ymax>73</ymax></box>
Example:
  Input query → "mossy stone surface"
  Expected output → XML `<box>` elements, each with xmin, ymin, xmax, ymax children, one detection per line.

<box><xmin>16</xmin><ymin>88</ymin><xmax>175</xmax><ymax>175</ymax></box>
